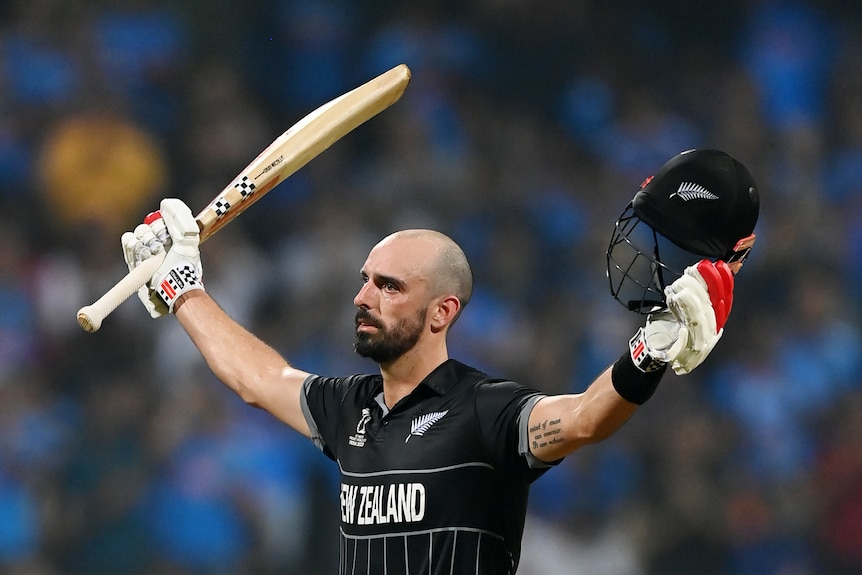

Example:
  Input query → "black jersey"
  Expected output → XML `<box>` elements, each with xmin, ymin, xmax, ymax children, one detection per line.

<box><xmin>300</xmin><ymin>359</ymin><xmax>553</xmax><ymax>575</ymax></box>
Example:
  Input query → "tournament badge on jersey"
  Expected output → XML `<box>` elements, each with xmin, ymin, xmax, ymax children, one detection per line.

<box><xmin>349</xmin><ymin>408</ymin><xmax>372</xmax><ymax>448</ymax></box>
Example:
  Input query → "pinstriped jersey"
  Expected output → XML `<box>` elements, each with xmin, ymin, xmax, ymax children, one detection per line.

<box><xmin>300</xmin><ymin>359</ymin><xmax>552</xmax><ymax>575</ymax></box>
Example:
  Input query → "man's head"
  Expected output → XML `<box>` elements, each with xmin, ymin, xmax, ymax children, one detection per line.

<box><xmin>353</xmin><ymin>229</ymin><xmax>473</xmax><ymax>364</ymax></box>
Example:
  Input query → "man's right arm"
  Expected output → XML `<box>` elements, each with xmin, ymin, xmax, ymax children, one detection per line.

<box><xmin>173</xmin><ymin>289</ymin><xmax>313</xmax><ymax>438</ymax></box>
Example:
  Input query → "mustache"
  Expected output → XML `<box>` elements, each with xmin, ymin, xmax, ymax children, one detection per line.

<box><xmin>355</xmin><ymin>308</ymin><xmax>383</xmax><ymax>329</ymax></box>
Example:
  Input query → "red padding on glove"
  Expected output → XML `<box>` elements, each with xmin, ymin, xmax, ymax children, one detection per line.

<box><xmin>143</xmin><ymin>210</ymin><xmax>162</xmax><ymax>224</ymax></box>
<box><xmin>695</xmin><ymin>259</ymin><xmax>735</xmax><ymax>331</ymax></box>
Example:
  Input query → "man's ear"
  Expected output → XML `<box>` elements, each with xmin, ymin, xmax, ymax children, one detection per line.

<box><xmin>430</xmin><ymin>295</ymin><xmax>461</xmax><ymax>332</ymax></box>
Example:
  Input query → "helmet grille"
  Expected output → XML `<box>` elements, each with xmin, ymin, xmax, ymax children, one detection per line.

<box><xmin>607</xmin><ymin>204</ymin><xmax>695</xmax><ymax>314</ymax></box>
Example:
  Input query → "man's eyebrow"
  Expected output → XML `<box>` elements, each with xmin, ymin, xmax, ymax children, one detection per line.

<box><xmin>371</xmin><ymin>271</ymin><xmax>406</xmax><ymax>289</ymax></box>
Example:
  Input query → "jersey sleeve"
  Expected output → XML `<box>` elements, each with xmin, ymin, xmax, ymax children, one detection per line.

<box><xmin>474</xmin><ymin>380</ymin><xmax>556</xmax><ymax>479</ymax></box>
<box><xmin>300</xmin><ymin>373</ymin><xmax>365</xmax><ymax>461</ymax></box>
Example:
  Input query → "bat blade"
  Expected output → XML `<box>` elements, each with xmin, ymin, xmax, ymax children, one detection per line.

<box><xmin>77</xmin><ymin>64</ymin><xmax>411</xmax><ymax>332</ymax></box>
<box><xmin>195</xmin><ymin>63</ymin><xmax>411</xmax><ymax>241</ymax></box>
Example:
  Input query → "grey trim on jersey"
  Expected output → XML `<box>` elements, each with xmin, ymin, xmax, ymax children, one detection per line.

<box><xmin>517</xmin><ymin>394</ymin><xmax>554</xmax><ymax>469</ymax></box>
<box><xmin>300</xmin><ymin>374</ymin><xmax>326</xmax><ymax>452</ymax></box>
<box><xmin>373</xmin><ymin>391</ymin><xmax>389</xmax><ymax>417</ymax></box>
<box><xmin>338</xmin><ymin>460</ymin><xmax>495</xmax><ymax>478</ymax></box>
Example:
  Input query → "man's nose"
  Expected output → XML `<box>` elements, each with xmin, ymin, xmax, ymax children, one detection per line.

<box><xmin>354</xmin><ymin>282</ymin><xmax>372</xmax><ymax>308</ymax></box>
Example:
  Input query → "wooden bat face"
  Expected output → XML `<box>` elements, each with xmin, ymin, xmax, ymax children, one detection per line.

<box><xmin>195</xmin><ymin>63</ymin><xmax>411</xmax><ymax>244</ymax></box>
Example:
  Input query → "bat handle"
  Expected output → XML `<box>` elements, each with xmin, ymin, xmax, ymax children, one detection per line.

<box><xmin>76</xmin><ymin>251</ymin><xmax>166</xmax><ymax>332</ymax></box>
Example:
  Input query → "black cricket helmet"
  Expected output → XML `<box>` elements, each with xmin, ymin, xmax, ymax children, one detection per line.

<box><xmin>607</xmin><ymin>149</ymin><xmax>760</xmax><ymax>314</ymax></box>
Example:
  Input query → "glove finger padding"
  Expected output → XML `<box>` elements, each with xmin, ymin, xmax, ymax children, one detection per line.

<box><xmin>662</xmin><ymin>262</ymin><xmax>727</xmax><ymax>375</ymax></box>
<box><xmin>672</xmin><ymin>326</ymin><xmax>724</xmax><ymax>375</ymax></box>
<box><xmin>122</xmin><ymin>231</ymin><xmax>149</xmax><ymax>271</ymax></box>
<box><xmin>666</xmin><ymin>275</ymin><xmax>715</xmax><ymax>351</ymax></box>
<box><xmin>693</xmin><ymin>259</ymin><xmax>734</xmax><ymax>330</ymax></box>
<box><xmin>134</xmin><ymin>223</ymin><xmax>163</xmax><ymax>258</ymax></box>
<box><xmin>144</xmin><ymin>210</ymin><xmax>172</xmax><ymax>249</ymax></box>
<box><xmin>121</xmin><ymin>229</ymin><xmax>169</xmax><ymax>318</ymax></box>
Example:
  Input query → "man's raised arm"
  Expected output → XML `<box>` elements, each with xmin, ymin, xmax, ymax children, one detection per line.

<box><xmin>121</xmin><ymin>198</ymin><xmax>313</xmax><ymax>437</ymax></box>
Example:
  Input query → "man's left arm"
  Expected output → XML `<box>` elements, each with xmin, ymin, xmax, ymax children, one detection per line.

<box><xmin>527</xmin><ymin>367</ymin><xmax>636</xmax><ymax>462</ymax></box>
<box><xmin>528</xmin><ymin>259</ymin><xmax>734</xmax><ymax>463</ymax></box>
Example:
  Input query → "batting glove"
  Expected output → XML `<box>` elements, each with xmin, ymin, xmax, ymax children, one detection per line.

<box><xmin>150</xmin><ymin>198</ymin><xmax>204</xmax><ymax>312</ymax></box>
<box><xmin>121</xmin><ymin>198</ymin><xmax>204</xmax><ymax>316</ymax></box>
<box><xmin>629</xmin><ymin>259</ymin><xmax>733</xmax><ymax>375</ymax></box>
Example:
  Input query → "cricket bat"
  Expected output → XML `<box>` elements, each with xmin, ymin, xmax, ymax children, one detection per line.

<box><xmin>77</xmin><ymin>63</ymin><xmax>411</xmax><ymax>332</ymax></box>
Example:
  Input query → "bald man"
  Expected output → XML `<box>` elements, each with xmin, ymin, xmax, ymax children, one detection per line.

<box><xmin>122</xmin><ymin>199</ymin><xmax>730</xmax><ymax>574</ymax></box>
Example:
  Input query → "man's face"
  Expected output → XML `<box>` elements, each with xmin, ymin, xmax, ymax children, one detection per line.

<box><xmin>354</xmin><ymin>306</ymin><xmax>427</xmax><ymax>364</ymax></box>
<box><xmin>352</xmin><ymin>235</ymin><xmax>435</xmax><ymax>364</ymax></box>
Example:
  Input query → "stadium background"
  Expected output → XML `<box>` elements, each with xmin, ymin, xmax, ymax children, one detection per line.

<box><xmin>2</xmin><ymin>0</ymin><xmax>861</xmax><ymax>573</ymax></box>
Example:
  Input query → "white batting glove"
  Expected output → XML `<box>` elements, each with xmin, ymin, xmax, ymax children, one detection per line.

<box><xmin>149</xmin><ymin>198</ymin><xmax>204</xmax><ymax>312</ymax></box>
<box><xmin>122</xmin><ymin>213</ymin><xmax>171</xmax><ymax>318</ymax></box>
<box><xmin>121</xmin><ymin>199</ymin><xmax>204</xmax><ymax>316</ymax></box>
<box><xmin>629</xmin><ymin>259</ymin><xmax>734</xmax><ymax>375</ymax></box>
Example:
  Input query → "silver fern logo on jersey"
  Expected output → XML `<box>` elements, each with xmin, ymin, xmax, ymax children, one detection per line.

<box><xmin>669</xmin><ymin>182</ymin><xmax>719</xmax><ymax>201</ymax></box>
<box><xmin>405</xmin><ymin>410</ymin><xmax>449</xmax><ymax>443</ymax></box>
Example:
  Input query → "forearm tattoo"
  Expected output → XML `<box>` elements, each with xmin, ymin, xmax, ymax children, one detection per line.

<box><xmin>529</xmin><ymin>418</ymin><xmax>564</xmax><ymax>450</ymax></box>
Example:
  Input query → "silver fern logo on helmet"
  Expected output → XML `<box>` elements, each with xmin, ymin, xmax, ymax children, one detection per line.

<box><xmin>669</xmin><ymin>182</ymin><xmax>719</xmax><ymax>201</ymax></box>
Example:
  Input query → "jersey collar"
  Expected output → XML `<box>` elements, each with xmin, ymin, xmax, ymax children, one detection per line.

<box><xmin>420</xmin><ymin>359</ymin><xmax>484</xmax><ymax>395</ymax></box>
<box><xmin>371</xmin><ymin>359</ymin><xmax>487</xmax><ymax>417</ymax></box>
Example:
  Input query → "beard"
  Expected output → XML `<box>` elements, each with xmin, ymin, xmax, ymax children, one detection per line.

<box><xmin>354</xmin><ymin>307</ymin><xmax>426</xmax><ymax>364</ymax></box>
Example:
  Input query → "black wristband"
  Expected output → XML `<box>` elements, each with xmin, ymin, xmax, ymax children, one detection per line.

<box><xmin>611</xmin><ymin>351</ymin><xmax>666</xmax><ymax>405</ymax></box>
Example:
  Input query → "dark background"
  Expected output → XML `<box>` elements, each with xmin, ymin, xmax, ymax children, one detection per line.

<box><xmin>1</xmin><ymin>1</ymin><xmax>861</xmax><ymax>573</ymax></box>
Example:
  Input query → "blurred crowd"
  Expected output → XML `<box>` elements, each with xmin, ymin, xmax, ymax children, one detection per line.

<box><xmin>1</xmin><ymin>0</ymin><xmax>862</xmax><ymax>574</ymax></box>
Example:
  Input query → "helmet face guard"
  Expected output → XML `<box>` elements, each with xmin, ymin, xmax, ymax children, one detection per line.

<box><xmin>607</xmin><ymin>204</ymin><xmax>691</xmax><ymax>313</ymax></box>
<box><xmin>607</xmin><ymin>149</ymin><xmax>760</xmax><ymax>314</ymax></box>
